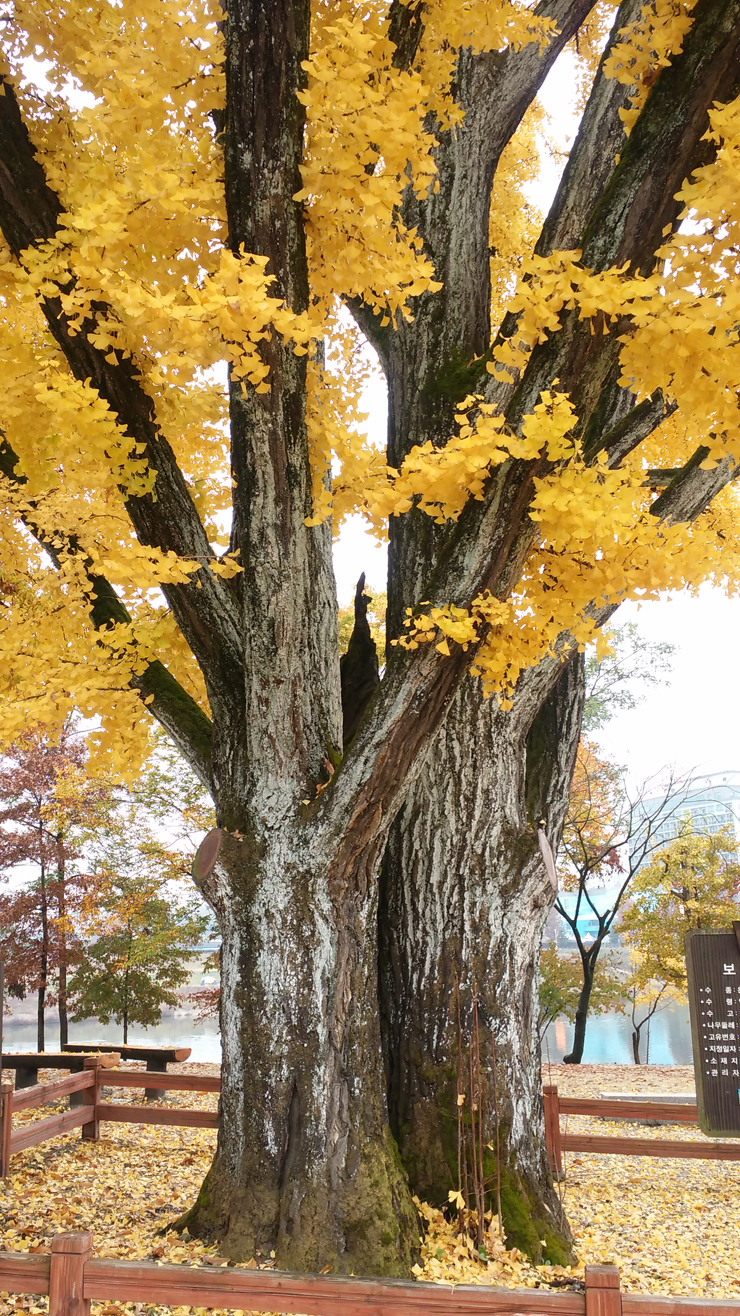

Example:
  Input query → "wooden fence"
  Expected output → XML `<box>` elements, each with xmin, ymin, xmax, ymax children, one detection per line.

<box><xmin>2</xmin><ymin>1231</ymin><xmax>740</xmax><ymax>1316</ymax></box>
<box><xmin>5</xmin><ymin>1071</ymin><xmax>740</xmax><ymax>1181</ymax></box>
<box><xmin>0</xmin><ymin>1060</ymin><xmax>220</xmax><ymax>1176</ymax></box>
<box><xmin>542</xmin><ymin>1086</ymin><xmax>740</xmax><ymax>1172</ymax></box>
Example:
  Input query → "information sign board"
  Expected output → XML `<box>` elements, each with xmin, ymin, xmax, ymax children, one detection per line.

<box><xmin>685</xmin><ymin>924</ymin><xmax>740</xmax><ymax>1137</ymax></box>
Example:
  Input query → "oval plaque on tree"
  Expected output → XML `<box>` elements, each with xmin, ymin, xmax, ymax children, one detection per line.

<box><xmin>193</xmin><ymin>828</ymin><xmax>223</xmax><ymax>886</ymax></box>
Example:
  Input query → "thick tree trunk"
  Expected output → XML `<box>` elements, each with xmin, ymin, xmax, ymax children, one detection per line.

<box><xmin>184</xmin><ymin>833</ymin><xmax>418</xmax><ymax>1274</ymax></box>
<box><xmin>379</xmin><ymin>654</ymin><xmax>583</xmax><ymax>1263</ymax></box>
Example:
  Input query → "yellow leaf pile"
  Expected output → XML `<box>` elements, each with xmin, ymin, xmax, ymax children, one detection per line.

<box><xmin>0</xmin><ymin>1063</ymin><xmax>738</xmax><ymax>1311</ymax></box>
<box><xmin>547</xmin><ymin>1063</ymin><xmax>740</xmax><ymax>1299</ymax></box>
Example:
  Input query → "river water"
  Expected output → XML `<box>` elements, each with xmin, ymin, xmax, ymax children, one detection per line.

<box><xmin>1</xmin><ymin>1005</ymin><xmax>222</xmax><ymax>1063</ymax></box>
<box><xmin>543</xmin><ymin>996</ymin><xmax>694</xmax><ymax>1065</ymax></box>
<box><xmin>2</xmin><ymin>998</ymin><xmax>695</xmax><ymax>1069</ymax></box>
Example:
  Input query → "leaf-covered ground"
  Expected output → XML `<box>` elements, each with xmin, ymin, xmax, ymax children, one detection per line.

<box><xmin>0</xmin><ymin>1063</ymin><xmax>738</xmax><ymax>1313</ymax></box>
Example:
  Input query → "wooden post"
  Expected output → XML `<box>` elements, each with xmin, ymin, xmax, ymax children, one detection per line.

<box><xmin>585</xmin><ymin>1265</ymin><xmax>622</xmax><ymax>1316</ymax></box>
<box><xmin>49</xmin><ymin>1231</ymin><xmax>92</xmax><ymax>1316</ymax></box>
<box><xmin>543</xmin><ymin>1084</ymin><xmax>563</xmax><ymax>1174</ymax></box>
<box><xmin>0</xmin><ymin>1076</ymin><xmax>13</xmax><ymax>1178</ymax></box>
<box><xmin>81</xmin><ymin>1059</ymin><xmax>101</xmax><ymax>1142</ymax></box>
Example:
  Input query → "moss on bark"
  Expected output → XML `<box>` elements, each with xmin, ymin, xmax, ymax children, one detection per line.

<box><xmin>178</xmin><ymin>1125</ymin><xmax>419</xmax><ymax>1276</ymax></box>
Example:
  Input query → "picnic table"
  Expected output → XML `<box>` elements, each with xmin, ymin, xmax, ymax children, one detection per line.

<box><xmin>62</xmin><ymin>1044</ymin><xmax>192</xmax><ymax>1099</ymax></box>
<box><xmin>0</xmin><ymin>1052</ymin><xmax>121</xmax><ymax>1104</ymax></box>
<box><xmin>0</xmin><ymin>1045</ymin><xmax>192</xmax><ymax>1104</ymax></box>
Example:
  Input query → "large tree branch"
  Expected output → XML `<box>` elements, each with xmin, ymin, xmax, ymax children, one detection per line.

<box><xmin>0</xmin><ymin>438</ymin><xmax>214</xmax><ymax>790</ymax></box>
<box><xmin>376</xmin><ymin>0</ymin><xmax>599</xmax><ymax>466</ymax></box>
<box><xmin>583</xmin><ymin>2</ymin><xmax>740</xmax><ymax>273</ymax></box>
<box><xmin>536</xmin><ymin>0</ymin><xmax>645</xmax><ymax>258</ymax></box>
<box><xmin>649</xmin><ymin>446</ymin><xmax>740</xmax><ymax>522</ymax></box>
<box><xmin>221</xmin><ymin>0</ymin><xmax>341</xmax><ymax>819</ymax></box>
<box><xmin>319</xmin><ymin>0</ymin><xmax>740</xmax><ymax>877</ymax></box>
<box><xmin>379</xmin><ymin>2</ymin><xmax>601</xmax><ymax>638</ymax></box>
<box><xmin>0</xmin><ymin>76</ymin><xmax>243</xmax><ymax>716</ymax></box>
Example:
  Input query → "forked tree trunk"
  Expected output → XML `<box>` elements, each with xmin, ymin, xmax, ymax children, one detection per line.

<box><xmin>379</xmin><ymin>656</ymin><xmax>583</xmax><ymax>1264</ymax></box>
<box><xmin>183</xmin><ymin>832</ymin><xmax>418</xmax><ymax>1274</ymax></box>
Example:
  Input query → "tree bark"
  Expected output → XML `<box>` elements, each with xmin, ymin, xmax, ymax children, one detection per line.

<box><xmin>182</xmin><ymin>832</ymin><xmax>418</xmax><ymax>1274</ymax></box>
<box><xmin>379</xmin><ymin>653</ymin><xmax>583</xmax><ymax>1263</ymax></box>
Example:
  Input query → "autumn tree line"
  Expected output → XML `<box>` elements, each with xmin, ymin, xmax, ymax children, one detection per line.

<box><xmin>0</xmin><ymin>722</ymin><xmax>213</xmax><ymax>1049</ymax></box>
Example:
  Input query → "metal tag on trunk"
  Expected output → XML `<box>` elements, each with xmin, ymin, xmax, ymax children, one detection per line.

<box><xmin>685</xmin><ymin>927</ymin><xmax>740</xmax><ymax>1137</ymax></box>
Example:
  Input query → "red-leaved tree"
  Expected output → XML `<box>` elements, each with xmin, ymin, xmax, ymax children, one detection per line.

<box><xmin>0</xmin><ymin>723</ymin><xmax>115</xmax><ymax>1049</ymax></box>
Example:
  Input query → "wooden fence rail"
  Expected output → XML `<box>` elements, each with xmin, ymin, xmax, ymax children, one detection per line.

<box><xmin>0</xmin><ymin>1061</ymin><xmax>221</xmax><ymax>1177</ymax></box>
<box><xmin>0</xmin><ymin>1232</ymin><xmax>738</xmax><ymax>1316</ymax></box>
<box><xmin>542</xmin><ymin>1087</ymin><xmax>740</xmax><ymax>1172</ymax></box>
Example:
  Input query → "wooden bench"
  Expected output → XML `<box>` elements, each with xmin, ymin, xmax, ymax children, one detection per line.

<box><xmin>62</xmin><ymin>1044</ymin><xmax>192</xmax><ymax>1100</ymax></box>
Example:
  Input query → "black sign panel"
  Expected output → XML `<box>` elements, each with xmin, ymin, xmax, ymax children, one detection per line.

<box><xmin>685</xmin><ymin>927</ymin><xmax>740</xmax><ymax>1137</ymax></box>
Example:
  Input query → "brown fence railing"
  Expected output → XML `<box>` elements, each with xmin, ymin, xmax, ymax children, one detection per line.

<box><xmin>542</xmin><ymin>1086</ymin><xmax>740</xmax><ymax>1172</ymax></box>
<box><xmin>0</xmin><ymin>1060</ymin><xmax>220</xmax><ymax>1176</ymax></box>
<box><xmin>7</xmin><ymin>1072</ymin><xmax>739</xmax><ymax>1182</ymax></box>
<box><xmin>7</xmin><ymin>1231</ymin><xmax>740</xmax><ymax>1316</ymax></box>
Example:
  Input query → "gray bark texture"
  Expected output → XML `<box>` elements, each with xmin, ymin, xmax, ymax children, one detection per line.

<box><xmin>379</xmin><ymin>656</ymin><xmax>584</xmax><ymax>1261</ymax></box>
<box><xmin>0</xmin><ymin>0</ymin><xmax>738</xmax><ymax>1280</ymax></box>
<box><xmin>371</xmin><ymin>0</ymin><xmax>740</xmax><ymax>1263</ymax></box>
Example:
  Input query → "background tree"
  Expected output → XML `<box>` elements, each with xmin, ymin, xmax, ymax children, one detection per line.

<box><xmin>0</xmin><ymin>0</ymin><xmax>738</xmax><ymax>1275</ymax></box>
<box><xmin>619</xmin><ymin>822</ymin><xmax>740</xmax><ymax>991</ymax></box>
<box><xmin>622</xmin><ymin>967</ymin><xmax>680</xmax><ymax>1064</ymax></box>
<box><xmin>0</xmin><ymin>724</ymin><xmax>114</xmax><ymax>1048</ymax></box>
<box><xmin>581</xmin><ymin>622</ymin><xmax>674</xmax><ymax>734</ymax></box>
<box><xmin>555</xmin><ymin>747</ymin><xmax>688</xmax><ymax>1063</ymax></box>
<box><xmin>538</xmin><ymin>941</ymin><xmax>625</xmax><ymax>1044</ymax></box>
<box><xmin>0</xmin><ymin>723</ymin><xmax>213</xmax><ymax>1049</ymax></box>
<box><xmin>70</xmin><ymin>844</ymin><xmax>208</xmax><ymax>1044</ymax></box>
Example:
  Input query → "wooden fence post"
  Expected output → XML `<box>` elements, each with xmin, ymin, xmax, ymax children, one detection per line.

<box><xmin>543</xmin><ymin>1084</ymin><xmax>563</xmax><ymax>1175</ymax></box>
<box><xmin>585</xmin><ymin>1264</ymin><xmax>622</xmax><ymax>1316</ymax></box>
<box><xmin>0</xmin><ymin>1075</ymin><xmax>13</xmax><ymax>1178</ymax></box>
<box><xmin>49</xmin><ymin>1231</ymin><xmax>92</xmax><ymax>1316</ymax></box>
<box><xmin>81</xmin><ymin>1059</ymin><xmax>101</xmax><ymax>1142</ymax></box>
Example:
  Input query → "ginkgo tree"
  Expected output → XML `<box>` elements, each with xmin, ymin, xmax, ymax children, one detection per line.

<box><xmin>0</xmin><ymin>0</ymin><xmax>739</xmax><ymax>1278</ymax></box>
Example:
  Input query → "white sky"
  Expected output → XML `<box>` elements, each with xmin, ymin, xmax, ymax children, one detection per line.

<box><xmin>332</xmin><ymin>34</ymin><xmax>740</xmax><ymax>791</ymax></box>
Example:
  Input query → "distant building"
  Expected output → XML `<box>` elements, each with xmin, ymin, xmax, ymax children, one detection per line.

<box><xmin>638</xmin><ymin>770</ymin><xmax>740</xmax><ymax>849</ymax></box>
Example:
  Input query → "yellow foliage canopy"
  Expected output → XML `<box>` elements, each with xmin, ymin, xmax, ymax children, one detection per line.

<box><xmin>0</xmin><ymin>0</ymin><xmax>736</xmax><ymax>768</ymax></box>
